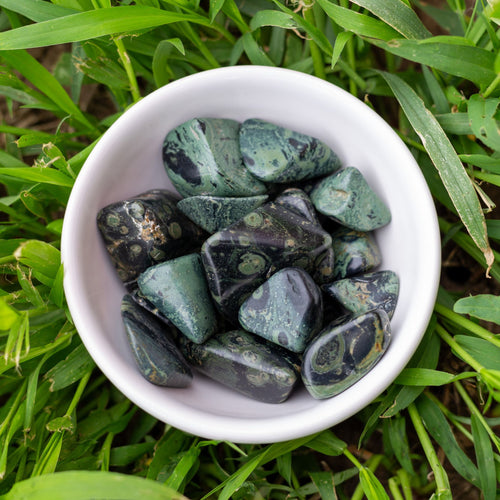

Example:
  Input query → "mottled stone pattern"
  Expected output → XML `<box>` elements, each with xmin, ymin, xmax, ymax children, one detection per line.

<box><xmin>177</xmin><ymin>194</ymin><xmax>268</xmax><ymax>233</ymax></box>
<box><xmin>239</xmin><ymin>119</ymin><xmax>341</xmax><ymax>183</ymax></box>
<box><xmin>302</xmin><ymin>309</ymin><xmax>391</xmax><ymax>399</ymax></box>
<box><xmin>97</xmin><ymin>189</ymin><xmax>206</xmax><ymax>286</ymax></box>
<box><xmin>323</xmin><ymin>270</ymin><xmax>399</xmax><ymax>319</ymax></box>
<box><xmin>130</xmin><ymin>288</ymin><xmax>173</xmax><ymax>327</ymax></box>
<box><xmin>201</xmin><ymin>201</ymin><xmax>333</xmax><ymax>319</ymax></box>
<box><xmin>121</xmin><ymin>295</ymin><xmax>192</xmax><ymax>387</ymax></box>
<box><xmin>180</xmin><ymin>330</ymin><xmax>300</xmax><ymax>403</ymax></box>
<box><xmin>163</xmin><ymin>118</ymin><xmax>267</xmax><ymax>198</ymax></box>
<box><xmin>311</xmin><ymin>167</ymin><xmax>391</xmax><ymax>231</ymax></box>
<box><xmin>331</xmin><ymin>227</ymin><xmax>381</xmax><ymax>280</ymax></box>
<box><xmin>138</xmin><ymin>253</ymin><xmax>218</xmax><ymax>344</ymax></box>
<box><xmin>239</xmin><ymin>267</ymin><xmax>323</xmax><ymax>353</ymax></box>
<box><xmin>274</xmin><ymin>188</ymin><xmax>319</xmax><ymax>224</ymax></box>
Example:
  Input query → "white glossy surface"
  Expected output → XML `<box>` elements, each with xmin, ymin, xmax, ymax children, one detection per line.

<box><xmin>62</xmin><ymin>66</ymin><xmax>440</xmax><ymax>444</ymax></box>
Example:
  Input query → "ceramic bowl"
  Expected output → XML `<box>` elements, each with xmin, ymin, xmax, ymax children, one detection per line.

<box><xmin>62</xmin><ymin>66</ymin><xmax>440</xmax><ymax>444</ymax></box>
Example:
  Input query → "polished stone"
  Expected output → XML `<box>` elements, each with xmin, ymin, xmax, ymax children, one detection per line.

<box><xmin>331</xmin><ymin>227</ymin><xmax>381</xmax><ymax>280</ymax></box>
<box><xmin>163</xmin><ymin>118</ymin><xmax>267</xmax><ymax>198</ymax></box>
<box><xmin>239</xmin><ymin>267</ymin><xmax>323</xmax><ymax>353</ymax></box>
<box><xmin>180</xmin><ymin>329</ymin><xmax>300</xmax><ymax>403</ymax></box>
<box><xmin>177</xmin><ymin>194</ymin><xmax>268</xmax><ymax>233</ymax></box>
<box><xmin>137</xmin><ymin>253</ymin><xmax>218</xmax><ymax>344</ymax></box>
<box><xmin>323</xmin><ymin>270</ymin><xmax>399</xmax><ymax>319</ymax></box>
<box><xmin>302</xmin><ymin>309</ymin><xmax>391</xmax><ymax>399</ymax></box>
<box><xmin>201</xmin><ymin>201</ymin><xmax>334</xmax><ymax>319</ymax></box>
<box><xmin>129</xmin><ymin>288</ymin><xmax>173</xmax><ymax>327</ymax></box>
<box><xmin>97</xmin><ymin>189</ymin><xmax>205</xmax><ymax>286</ymax></box>
<box><xmin>121</xmin><ymin>294</ymin><xmax>192</xmax><ymax>387</ymax></box>
<box><xmin>274</xmin><ymin>188</ymin><xmax>319</xmax><ymax>224</ymax></box>
<box><xmin>310</xmin><ymin>167</ymin><xmax>391</xmax><ymax>231</ymax></box>
<box><xmin>239</xmin><ymin>119</ymin><xmax>341</xmax><ymax>183</ymax></box>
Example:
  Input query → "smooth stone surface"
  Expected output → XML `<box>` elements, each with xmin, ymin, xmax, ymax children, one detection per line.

<box><xmin>121</xmin><ymin>295</ymin><xmax>192</xmax><ymax>387</ymax></box>
<box><xmin>323</xmin><ymin>270</ymin><xmax>399</xmax><ymax>319</ymax></box>
<box><xmin>311</xmin><ymin>167</ymin><xmax>391</xmax><ymax>231</ymax></box>
<box><xmin>331</xmin><ymin>227</ymin><xmax>381</xmax><ymax>280</ymax></box>
<box><xmin>130</xmin><ymin>288</ymin><xmax>173</xmax><ymax>326</ymax></box>
<box><xmin>239</xmin><ymin>267</ymin><xmax>323</xmax><ymax>353</ymax></box>
<box><xmin>163</xmin><ymin>118</ymin><xmax>267</xmax><ymax>198</ymax></box>
<box><xmin>177</xmin><ymin>194</ymin><xmax>268</xmax><ymax>233</ymax></box>
<box><xmin>302</xmin><ymin>309</ymin><xmax>391</xmax><ymax>399</ymax></box>
<box><xmin>97</xmin><ymin>189</ymin><xmax>205</xmax><ymax>286</ymax></box>
<box><xmin>201</xmin><ymin>201</ymin><xmax>334</xmax><ymax>319</ymax></box>
<box><xmin>137</xmin><ymin>253</ymin><xmax>218</xmax><ymax>344</ymax></box>
<box><xmin>274</xmin><ymin>188</ymin><xmax>319</xmax><ymax>224</ymax></box>
<box><xmin>180</xmin><ymin>330</ymin><xmax>300</xmax><ymax>403</ymax></box>
<box><xmin>239</xmin><ymin>118</ymin><xmax>341</xmax><ymax>183</ymax></box>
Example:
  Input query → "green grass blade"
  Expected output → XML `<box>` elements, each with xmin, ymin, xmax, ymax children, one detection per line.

<box><xmin>0</xmin><ymin>0</ymin><xmax>77</xmax><ymax>22</ymax></box>
<box><xmin>249</xmin><ymin>10</ymin><xmax>297</xmax><ymax>31</ymax></box>
<box><xmin>381</xmin><ymin>71</ymin><xmax>494</xmax><ymax>272</ymax></box>
<box><xmin>394</xmin><ymin>368</ymin><xmax>476</xmax><ymax>386</ymax></box>
<box><xmin>310</xmin><ymin>471</ymin><xmax>337</xmax><ymax>500</ymax></box>
<box><xmin>0</xmin><ymin>167</ymin><xmax>73</xmax><ymax>187</ymax></box>
<box><xmin>350</xmin><ymin>0</ymin><xmax>431</xmax><ymax>39</ymax></box>
<box><xmin>359</xmin><ymin>467</ymin><xmax>390</xmax><ymax>500</ymax></box>
<box><xmin>471</xmin><ymin>414</ymin><xmax>497</xmax><ymax>500</ymax></box>
<box><xmin>468</xmin><ymin>94</ymin><xmax>500</xmax><ymax>151</ymax></box>
<box><xmin>454</xmin><ymin>294</ymin><xmax>500</xmax><ymax>324</ymax></box>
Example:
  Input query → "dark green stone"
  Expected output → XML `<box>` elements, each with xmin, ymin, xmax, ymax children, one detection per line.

<box><xmin>323</xmin><ymin>270</ymin><xmax>399</xmax><ymax>319</ymax></box>
<box><xmin>310</xmin><ymin>167</ymin><xmax>391</xmax><ymax>231</ymax></box>
<box><xmin>162</xmin><ymin>118</ymin><xmax>267</xmax><ymax>198</ymax></box>
<box><xmin>121</xmin><ymin>295</ymin><xmax>192</xmax><ymax>387</ymax></box>
<box><xmin>177</xmin><ymin>194</ymin><xmax>268</xmax><ymax>233</ymax></box>
<box><xmin>201</xmin><ymin>201</ymin><xmax>334</xmax><ymax>319</ymax></box>
<box><xmin>331</xmin><ymin>227</ymin><xmax>381</xmax><ymax>280</ymax></box>
<box><xmin>238</xmin><ymin>267</ymin><xmax>323</xmax><ymax>353</ymax></box>
<box><xmin>130</xmin><ymin>288</ymin><xmax>173</xmax><ymax>327</ymax></box>
<box><xmin>96</xmin><ymin>189</ymin><xmax>205</xmax><ymax>286</ymax></box>
<box><xmin>274</xmin><ymin>188</ymin><xmax>319</xmax><ymax>224</ymax></box>
<box><xmin>302</xmin><ymin>309</ymin><xmax>391</xmax><ymax>399</ymax></box>
<box><xmin>180</xmin><ymin>330</ymin><xmax>300</xmax><ymax>403</ymax></box>
<box><xmin>137</xmin><ymin>253</ymin><xmax>218</xmax><ymax>344</ymax></box>
<box><xmin>239</xmin><ymin>119</ymin><xmax>341</xmax><ymax>183</ymax></box>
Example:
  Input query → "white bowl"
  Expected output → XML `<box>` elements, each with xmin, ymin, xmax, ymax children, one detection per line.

<box><xmin>62</xmin><ymin>66</ymin><xmax>440</xmax><ymax>444</ymax></box>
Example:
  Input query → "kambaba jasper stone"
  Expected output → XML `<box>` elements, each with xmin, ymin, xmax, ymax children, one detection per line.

<box><xmin>274</xmin><ymin>188</ymin><xmax>319</xmax><ymax>224</ymax></box>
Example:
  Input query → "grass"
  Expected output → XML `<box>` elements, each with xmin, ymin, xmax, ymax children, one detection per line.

<box><xmin>0</xmin><ymin>0</ymin><xmax>499</xmax><ymax>498</ymax></box>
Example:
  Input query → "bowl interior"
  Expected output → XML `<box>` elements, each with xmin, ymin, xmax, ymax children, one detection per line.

<box><xmin>62</xmin><ymin>66</ymin><xmax>440</xmax><ymax>443</ymax></box>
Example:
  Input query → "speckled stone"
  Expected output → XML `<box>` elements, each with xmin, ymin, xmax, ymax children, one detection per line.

<box><xmin>274</xmin><ymin>188</ymin><xmax>319</xmax><ymax>224</ymax></box>
<box><xmin>121</xmin><ymin>295</ymin><xmax>192</xmax><ymax>387</ymax></box>
<box><xmin>201</xmin><ymin>201</ymin><xmax>334</xmax><ymax>320</ymax></box>
<box><xmin>310</xmin><ymin>167</ymin><xmax>391</xmax><ymax>231</ymax></box>
<box><xmin>96</xmin><ymin>189</ymin><xmax>206</xmax><ymax>286</ymax></box>
<box><xmin>323</xmin><ymin>270</ymin><xmax>399</xmax><ymax>319</ymax></box>
<box><xmin>130</xmin><ymin>288</ymin><xmax>173</xmax><ymax>326</ymax></box>
<box><xmin>177</xmin><ymin>194</ymin><xmax>268</xmax><ymax>233</ymax></box>
<box><xmin>180</xmin><ymin>330</ymin><xmax>300</xmax><ymax>403</ymax></box>
<box><xmin>239</xmin><ymin>119</ymin><xmax>341</xmax><ymax>183</ymax></box>
<box><xmin>331</xmin><ymin>227</ymin><xmax>381</xmax><ymax>280</ymax></box>
<box><xmin>137</xmin><ymin>253</ymin><xmax>218</xmax><ymax>344</ymax></box>
<box><xmin>302</xmin><ymin>309</ymin><xmax>391</xmax><ymax>399</ymax></box>
<box><xmin>163</xmin><ymin>118</ymin><xmax>267</xmax><ymax>198</ymax></box>
<box><xmin>239</xmin><ymin>267</ymin><xmax>323</xmax><ymax>353</ymax></box>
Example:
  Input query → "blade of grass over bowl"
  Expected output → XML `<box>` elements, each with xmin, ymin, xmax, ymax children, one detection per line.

<box><xmin>381</xmin><ymin>71</ymin><xmax>494</xmax><ymax>272</ymax></box>
<box><xmin>0</xmin><ymin>7</ymin><xmax>217</xmax><ymax>50</ymax></box>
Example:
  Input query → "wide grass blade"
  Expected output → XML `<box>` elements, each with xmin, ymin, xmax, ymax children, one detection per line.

<box><xmin>0</xmin><ymin>0</ymin><xmax>76</xmax><ymax>22</ymax></box>
<box><xmin>381</xmin><ymin>71</ymin><xmax>494</xmax><ymax>272</ymax></box>
<box><xmin>471</xmin><ymin>414</ymin><xmax>497</xmax><ymax>500</ymax></box>
<box><xmin>454</xmin><ymin>294</ymin><xmax>500</xmax><ymax>324</ymax></box>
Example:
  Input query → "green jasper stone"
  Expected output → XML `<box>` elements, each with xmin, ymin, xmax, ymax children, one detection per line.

<box><xmin>137</xmin><ymin>253</ymin><xmax>218</xmax><ymax>344</ymax></box>
<box><xmin>323</xmin><ymin>270</ymin><xmax>399</xmax><ymax>319</ymax></box>
<box><xmin>121</xmin><ymin>295</ymin><xmax>192</xmax><ymax>387</ymax></box>
<box><xmin>310</xmin><ymin>167</ymin><xmax>391</xmax><ymax>231</ymax></box>
<box><xmin>180</xmin><ymin>330</ymin><xmax>300</xmax><ymax>404</ymax></box>
<box><xmin>177</xmin><ymin>194</ymin><xmax>268</xmax><ymax>234</ymax></box>
<box><xmin>162</xmin><ymin>118</ymin><xmax>267</xmax><ymax>198</ymax></box>
<box><xmin>302</xmin><ymin>309</ymin><xmax>391</xmax><ymax>399</ymax></box>
<box><xmin>238</xmin><ymin>267</ymin><xmax>323</xmax><ymax>353</ymax></box>
<box><xmin>239</xmin><ymin>119</ymin><xmax>341</xmax><ymax>183</ymax></box>
<box><xmin>274</xmin><ymin>188</ymin><xmax>319</xmax><ymax>224</ymax></box>
<box><xmin>331</xmin><ymin>227</ymin><xmax>381</xmax><ymax>280</ymax></box>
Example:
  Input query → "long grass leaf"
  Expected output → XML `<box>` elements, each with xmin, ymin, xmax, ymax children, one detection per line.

<box><xmin>0</xmin><ymin>167</ymin><xmax>73</xmax><ymax>187</ymax></box>
<box><xmin>0</xmin><ymin>0</ymin><xmax>76</xmax><ymax>22</ymax></box>
<box><xmin>381</xmin><ymin>71</ymin><xmax>494</xmax><ymax>272</ymax></box>
<box><xmin>471</xmin><ymin>414</ymin><xmax>497</xmax><ymax>500</ymax></box>
<box><xmin>454</xmin><ymin>294</ymin><xmax>500</xmax><ymax>324</ymax></box>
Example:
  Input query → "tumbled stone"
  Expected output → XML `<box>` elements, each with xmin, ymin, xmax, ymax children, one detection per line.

<box><xmin>310</xmin><ymin>167</ymin><xmax>391</xmax><ymax>231</ymax></box>
<box><xmin>274</xmin><ymin>188</ymin><xmax>319</xmax><ymax>224</ymax></box>
<box><xmin>331</xmin><ymin>227</ymin><xmax>381</xmax><ymax>280</ymax></box>
<box><xmin>137</xmin><ymin>253</ymin><xmax>218</xmax><ymax>344</ymax></box>
<box><xmin>239</xmin><ymin>119</ymin><xmax>341</xmax><ymax>183</ymax></box>
<box><xmin>323</xmin><ymin>270</ymin><xmax>399</xmax><ymax>319</ymax></box>
<box><xmin>121</xmin><ymin>295</ymin><xmax>192</xmax><ymax>387</ymax></box>
<box><xmin>239</xmin><ymin>267</ymin><xmax>323</xmax><ymax>353</ymax></box>
<box><xmin>177</xmin><ymin>194</ymin><xmax>268</xmax><ymax>233</ymax></box>
<box><xmin>130</xmin><ymin>288</ymin><xmax>173</xmax><ymax>326</ymax></box>
<box><xmin>201</xmin><ymin>201</ymin><xmax>334</xmax><ymax>319</ymax></box>
<box><xmin>97</xmin><ymin>189</ymin><xmax>205</xmax><ymax>286</ymax></box>
<box><xmin>163</xmin><ymin>118</ymin><xmax>267</xmax><ymax>198</ymax></box>
<box><xmin>180</xmin><ymin>330</ymin><xmax>300</xmax><ymax>403</ymax></box>
<box><xmin>302</xmin><ymin>309</ymin><xmax>391</xmax><ymax>399</ymax></box>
